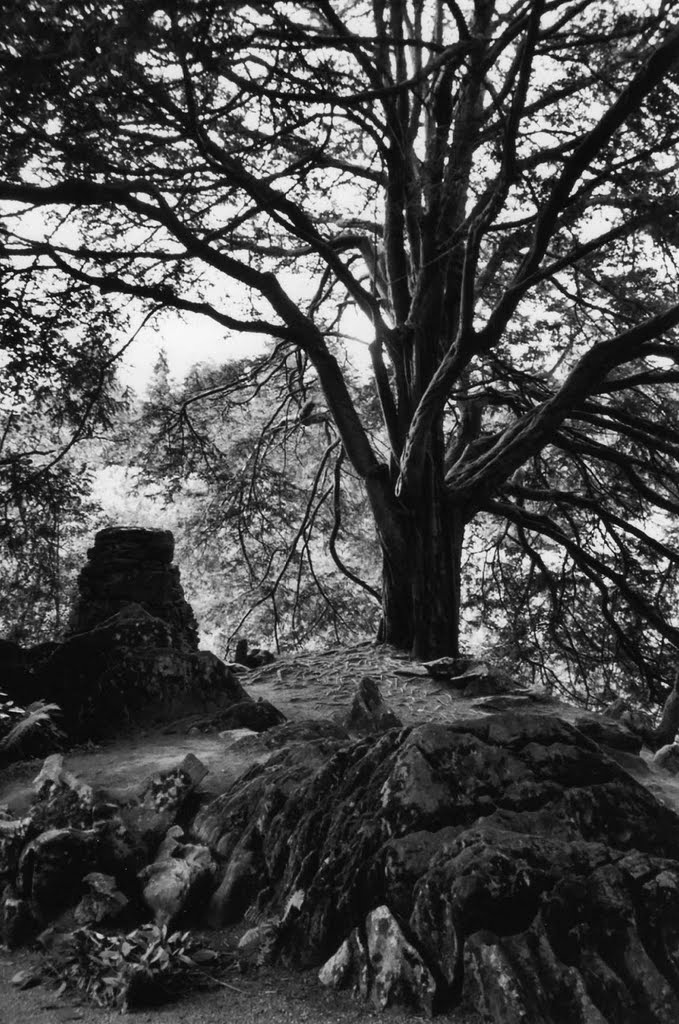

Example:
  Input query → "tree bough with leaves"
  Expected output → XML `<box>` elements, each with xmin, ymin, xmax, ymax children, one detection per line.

<box><xmin>3</xmin><ymin>1</ymin><xmax>679</xmax><ymax>703</ymax></box>
<box><xmin>134</xmin><ymin>355</ymin><xmax>381</xmax><ymax>651</ymax></box>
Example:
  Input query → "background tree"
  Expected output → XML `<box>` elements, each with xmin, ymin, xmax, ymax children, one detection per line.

<box><xmin>128</xmin><ymin>353</ymin><xmax>381</xmax><ymax>653</ymax></box>
<box><xmin>0</xmin><ymin>265</ymin><xmax>123</xmax><ymax>640</ymax></box>
<box><xmin>3</xmin><ymin>1</ymin><xmax>679</xmax><ymax>708</ymax></box>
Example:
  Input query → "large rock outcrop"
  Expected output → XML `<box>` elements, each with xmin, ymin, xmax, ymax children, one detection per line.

<box><xmin>69</xmin><ymin>527</ymin><xmax>199</xmax><ymax>651</ymax></box>
<box><xmin>4</xmin><ymin>711</ymin><xmax>679</xmax><ymax>1021</ymax></box>
<box><xmin>193</xmin><ymin>713</ymin><xmax>679</xmax><ymax>1022</ymax></box>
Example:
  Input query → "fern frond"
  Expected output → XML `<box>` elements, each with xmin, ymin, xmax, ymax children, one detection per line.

<box><xmin>0</xmin><ymin>701</ymin><xmax>64</xmax><ymax>751</ymax></box>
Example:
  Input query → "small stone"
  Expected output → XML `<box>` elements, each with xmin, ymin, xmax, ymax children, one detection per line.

<box><xmin>18</xmin><ymin>827</ymin><xmax>101</xmax><ymax>917</ymax></box>
<box><xmin>74</xmin><ymin>871</ymin><xmax>129</xmax><ymax>925</ymax></box>
<box><xmin>365</xmin><ymin>905</ymin><xmax>437</xmax><ymax>1014</ymax></box>
<box><xmin>421</xmin><ymin>657</ymin><xmax>460</xmax><ymax>680</ymax></box>
<box><xmin>218</xmin><ymin>728</ymin><xmax>259</xmax><ymax>744</ymax></box>
<box><xmin>1</xmin><ymin>888</ymin><xmax>37</xmax><ymax>948</ymax></box>
<box><xmin>654</xmin><ymin>743</ymin><xmax>679</xmax><ymax>774</ymax></box>
<box><xmin>33</xmin><ymin>754</ymin><xmax>96</xmax><ymax>808</ymax></box>
<box><xmin>319</xmin><ymin>908</ymin><xmax>437</xmax><ymax>1014</ymax></box>
<box><xmin>203</xmin><ymin>700</ymin><xmax>285</xmax><ymax>734</ymax></box>
<box><xmin>11</xmin><ymin>967</ymin><xmax>42</xmax><ymax>989</ymax></box>
<box><xmin>179</xmin><ymin>753</ymin><xmax>209</xmax><ymax>787</ymax></box>
<box><xmin>344</xmin><ymin>677</ymin><xmax>402</xmax><ymax>736</ymax></box>
<box><xmin>319</xmin><ymin>928</ymin><xmax>370</xmax><ymax>999</ymax></box>
<box><xmin>237</xmin><ymin>921</ymin><xmax>279</xmax><ymax>960</ymax></box>
<box><xmin>141</xmin><ymin>840</ymin><xmax>217</xmax><ymax>928</ymax></box>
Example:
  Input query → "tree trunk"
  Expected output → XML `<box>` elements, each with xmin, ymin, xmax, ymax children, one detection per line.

<box><xmin>367</xmin><ymin>465</ymin><xmax>465</xmax><ymax>661</ymax></box>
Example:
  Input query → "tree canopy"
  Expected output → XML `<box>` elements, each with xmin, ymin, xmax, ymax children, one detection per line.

<box><xmin>3</xmin><ymin>0</ymin><xmax>679</xmax><ymax>704</ymax></box>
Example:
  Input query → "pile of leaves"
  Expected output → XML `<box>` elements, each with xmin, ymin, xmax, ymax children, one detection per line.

<box><xmin>43</xmin><ymin>923</ymin><xmax>223</xmax><ymax>1010</ymax></box>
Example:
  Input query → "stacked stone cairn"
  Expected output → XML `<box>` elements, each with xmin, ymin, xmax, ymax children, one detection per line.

<box><xmin>69</xmin><ymin>527</ymin><xmax>199</xmax><ymax>651</ymax></box>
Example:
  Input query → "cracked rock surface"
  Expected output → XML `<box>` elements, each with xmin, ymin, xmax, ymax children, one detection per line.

<box><xmin>195</xmin><ymin>713</ymin><xmax>679</xmax><ymax>1022</ymax></box>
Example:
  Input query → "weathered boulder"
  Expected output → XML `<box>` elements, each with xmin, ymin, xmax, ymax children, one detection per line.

<box><xmin>69</xmin><ymin>526</ymin><xmax>199</xmax><ymax>651</ymax></box>
<box><xmin>344</xmin><ymin>676</ymin><xmax>402</xmax><ymax>735</ymax></box>
<box><xmin>17</xmin><ymin>827</ymin><xmax>102</xmax><ymax>918</ymax></box>
<box><xmin>475</xmin><ymin>693</ymin><xmax>644</xmax><ymax>754</ymax></box>
<box><xmin>140</xmin><ymin>828</ymin><xmax>217</xmax><ymax>928</ymax></box>
<box><xmin>319</xmin><ymin>904</ymin><xmax>437</xmax><ymax>1014</ymax></box>
<box><xmin>10</xmin><ymin>966</ymin><xmax>43</xmax><ymax>990</ymax></box>
<box><xmin>234</xmin><ymin>637</ymin><xmax>276</xmax><ymax>668</ymax></box>
<box><xmin>261</xmin><ymin>719</ymin><xmax>350</xmax><ymax>748</ymax></box>
<box><xmin>32</xmin><ymin>753</ymin><xmax>99</xmax><ymax>822</ymax></box>
<box><xmin>207</xmin><ymin>843</ymin><xmax>264</xmax><ymax>927</ymax></box>
<box><xmin>422</xmin><ymin>658</ymin><xmax>515</xmax><ymax>696</ymax></box>
<box><xmin>0</xmin><ymin>751</ymin><xmax>218</xmax><ymax>942</ymax></box>
<box><xmin>121</xmin><ymin>753</ymin><xmax>209</xmax><ymax>849</ymax></box>
<box><xmin>198</xmin><ymin>735</ymin><xmax>350</xmax><ymax>926</ymax></box>
<box><xmin>23</xmin><ymin>755</ymin><xmax>147</xmax><ymax>907</ymax></box>
<box><xmin>192</xmin><ymin>698</ymin><xmax>286</xmax><ymax>734</ymax></box>
<box><xmin>193</xmin><ymin>713</ymin><xmax>679</xmax><ymax>1022</ymax></box>
<box><xmin>1</xmin><ymin>885</ymin><xmax>36</xmax><ymax>948</ymax></box>
<box><xmin>74</xmin><ymin>871</ymin><xmax>130</xmax><ymax>925</ymax></box>
<box><xmin>654</xmin><ymin>743</ymin><xmax>679</xmax><ymax>774</ymax></box>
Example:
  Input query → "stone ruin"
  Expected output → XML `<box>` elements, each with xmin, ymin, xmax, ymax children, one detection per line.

<box><xmin>0</xmin><ymin>526</ymin><xmax>268</xmax><ymax>738</ymax></box>
<box><xmin>69</xmin><ymin>527</ymin><xmax>199</xmax><ymax>651</ymax></box>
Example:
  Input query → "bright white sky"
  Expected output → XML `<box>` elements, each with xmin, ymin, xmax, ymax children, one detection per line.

<box><xmin>118</xmin><ymin>308</ymin><xmax>266</xmax><ymax>387</ymax></box>
<box><xmin>119</xmin><ymin>299</ymin><xmax>374</xmax><ymax>391</ymax></box>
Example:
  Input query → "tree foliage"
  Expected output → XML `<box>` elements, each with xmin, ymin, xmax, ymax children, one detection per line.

<box><xmin>0</xmin><ymin>264</ymin><xmax>123</xmax><ymax>640</ymax></box>
<box><xmin>130</xmin><ymin>353</ymin><xmax>381</xmax><ymax>652</ymax></box>
<box><xmin>3</xmin><ymin>1</ymin><xmax>679</xmax><ymax>704</ymax></box>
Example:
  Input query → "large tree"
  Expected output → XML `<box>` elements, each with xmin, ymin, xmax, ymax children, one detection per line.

<box><xmin>3</xmin><ymin>2</ymin><xmax>679</xmax><ymax>687</ymax></box>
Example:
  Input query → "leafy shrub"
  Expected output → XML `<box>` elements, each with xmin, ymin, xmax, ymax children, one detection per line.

<box><xmin>0</xmin><ymin>692</ymin><xmax>64</xmax><ymax>758</ymax></box>
<box><xmin>44</xmin><ymin>923</ymin><xmax>221</xmax><ymax>1010</ymax></box>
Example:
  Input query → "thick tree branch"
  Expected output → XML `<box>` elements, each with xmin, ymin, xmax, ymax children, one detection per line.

<box><xmin>476</xmin><ymin>24</ymin><xmax>679</xmax><ymax>352</ymax></box>
<box><xmin>448</xmin><ymin>301</ymin><xmax>679</xmax><ymax>500</ymax></box>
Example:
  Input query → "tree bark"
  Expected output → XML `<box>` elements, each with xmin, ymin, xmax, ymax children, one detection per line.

<box><xmin>368</xmin><ymin>459</ymin><xmax>465</xmax><ymax>661</ymax></box>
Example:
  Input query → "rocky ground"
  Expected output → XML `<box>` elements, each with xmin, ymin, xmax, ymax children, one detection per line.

<box><xmin>0</xmin><ymin>641</ymin><xmax>488</xmax><ymax>1023</ymax></box>
<box><xmin>2</xmin><ymin>641</ymin><xmax>679</xmax><ymax>1023</ymax></box>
